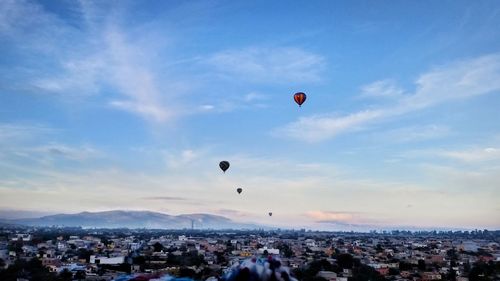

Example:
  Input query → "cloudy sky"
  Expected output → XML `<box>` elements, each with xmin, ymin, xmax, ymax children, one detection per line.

<box><xmin>1</xmin><ymin>0</ymin><xmax>499</xmax><ymax>230</ymax></box>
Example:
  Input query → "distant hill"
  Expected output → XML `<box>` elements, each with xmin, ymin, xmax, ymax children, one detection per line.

<box><xmin>10</xmin><ymin>210</ymin><xmax>262</xmax><ymax>229</ymax></box>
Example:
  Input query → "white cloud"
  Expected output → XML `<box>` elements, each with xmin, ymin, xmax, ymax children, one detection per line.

<box><xmin>0</xmin><ymin>123</ymin><xmax>54</xmax><ymax>142</ymax></box>
<box><xmin>32</xmin><ymin>57</ymin><xmax>104</xmax><ymax>96</ymax></box>
<box><xmin>360</xmin><ymin>79</ymin><xmax>405</xmax><ymax>99</ymax></box>
<box><xmin>439</xmin><ymin>147</ymin><xmax>500</xmax><ymax>162</ymax></box>
<box><xmin>199</xmin><ymin>104</ymin><xmax>215</xmax><ymax>111</ymax></box>
<box><xmin>165</xmin><ymin>149</ymin><xmax>202</xmax><ymax>169</ymax></box>
<box><xmin>207</xmin><ymin>47</ymin><xmax>325</xmax><ymax>83</ymax></box>
<box><xmin>103</xmin><ymin>28</ymin><xmax>175</xmax><ymax>122</ymax></box>
<box><xmin>274</xmin><ymin>109</ymin><xmax>385</xmax><ymax>142</ymax></box>
<box><xmin>1</xmin><ymin>1</ymin><xmax>183</xmax><ymax>123</ymax></box>
<box><xmin>422</xmin><ymin>164</ymin><xmax>500</xmax><ymax>193</ymax></box>
<box><xmin>33</xmin><ymin>143</ymin><xmax>100</xmax><ymax>161</ymax></box>
<box><xmin>276</xmin><ymin>53</ymin><xmax>500</xmax><ymax>142</ymax></box>
<box><xmin>377</xmin><ymin>124</ymin><xmax>450</xmax><ymax>143</ymax></box>
<box><xmin>0</xmin><ymin>123</ymin><xmax>101</xmax><ymax>165</ymax></box>
<box><xmin>244</xmin><ymin>92</ymin><xmax>268</xmax><ymax>102</ymax></box>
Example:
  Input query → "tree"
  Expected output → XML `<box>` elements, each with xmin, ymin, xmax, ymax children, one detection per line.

<box><xmin>351</xmin><ymin>264</ymin><xmax>385</xmax><ymax>281</ymax></box>
<box><xmin>58</xmin><ymin>269</ymin><xmax>73</xmax><ymax>281</ymax></box>
<box><xmin>132</xmin><ymin>256</ymin><xmax>145</xmax><ymax>265</ymax></box>
<box><xmin>8</xmin><ymin>241</ymin><xmax>23</xmax><ymax>254</ymax></box>
<box><xmin>399</xmin><ymin>261</ymin><xmax>413</xmax><ymax>271</ymax></box>
<box><xmin>214</xmin><ymin>251</ymin><xmax>226</xmax><ymax>265</ymax></box>
<box><xmin>278</xmin><ymin>244</ymin><xmax>294</xmax><ymax>258</ymax></box>
<box><xmin>389</xmin><ymin>268</ymin><xmax>400</xmax><ymax>276</ymax></box>
<box><xmin>153</xmin><ymin>242</ymin><xmax>164</xmax><ymax>252</ymax></box>
<box><xmin>337</xmin><ymin>253</ymin><xmax>354</xmax><ymax>269</ymax></box>
<box><xmin>77</xmin><ymin>248</ymin><xmax>93</xmax><ymax>262</ymax></box>
<box><xmin>74</xmin><ymin>270</ymin><xmax>86</xmax><ymax>280</ymax></box>
<box><xmin>178</xmin><ymin>267</ymin><xmax>196</xmax><ymax>279</ymax></box>
<box><xmin>447</xmin><ymin>268</ymin><xmax>457</xmax><ymax>281</ymax></box>
<box><xmin>417</xmin><ymin>259</ymin><xmax>426</xmax><ymax>271</ymax></box>
<box><xmin>0</xmin><ymin>258</ymin><xmax>57</xmax><ymax>281</ymax></box>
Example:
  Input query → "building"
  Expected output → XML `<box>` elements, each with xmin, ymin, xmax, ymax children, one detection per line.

<box><xmin>89</xmin><ymin>255</ymin><xmax>125</xmax><ymax>265</ymax></box>
<box><xmin>316</xmin><ymin>271</ymin><xmax>337</xmax><ymax>281</ymax></box>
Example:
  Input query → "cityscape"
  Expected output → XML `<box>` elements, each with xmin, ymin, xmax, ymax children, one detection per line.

<box><xmin>1</xmin><ymin>0</ymin><xmax>500</xmax><ymax>280</ymax></box>
<box><xmin>0</xmin><ymin>224</ymin><xmax>499</xmax><ymax>280</ymax></box>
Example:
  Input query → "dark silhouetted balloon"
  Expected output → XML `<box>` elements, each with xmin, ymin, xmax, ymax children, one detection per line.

<box><xmin>219</xmin><ymin>161</ymin><xmax>230</xmax><ymax>173</ymax></box>
<box><xmin>293</xmin><ymin>92</ymin><xmax>306</xmax><ymax>107</ymax></box>
<box><xmin>268</xmin><ymin>212</ymin><xmax>273</xmax><ymax>217</ymax></box>
<box><xmin>237</xmin><ymin>188</ymin><xmax>242</xmax><ymax>194</ymax></box>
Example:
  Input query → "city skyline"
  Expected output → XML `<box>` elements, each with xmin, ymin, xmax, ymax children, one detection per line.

<box><xmin>1</xmin><ymin>0</ymin><xmax>500</xmax><ymax>230</ymax></box>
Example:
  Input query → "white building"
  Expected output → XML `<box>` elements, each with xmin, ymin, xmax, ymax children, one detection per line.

<box><xmin>11</xmin><ymin>234</ymin><xmax>31</xmax><ymax>242</ymax></box>
<box><xmin>90</xmin><ymin>255</ymin><xmax>125</xmax><ymax>265</ymax></box>
<box><xmin>257</xmin><ymin>247</ymin><xmax>279</xmax><ymax>255</ymax></box>
<box><xmin>317</xmin><ymin>271</ymin><xmax>337</xmax><ymax>281</ymax></box>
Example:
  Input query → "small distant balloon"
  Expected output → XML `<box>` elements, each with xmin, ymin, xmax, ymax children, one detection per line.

<box><xmin>237</xmin><ymin>188</ymin><xmax>242</xmax><ymax>194</ymax></box>
<box><xmin>219</xmin><ymin>161</ymin><xmax>230</xmax><ymax>173</ymax></box>
<box><xmin>268</xmin><ymin>212</ymin><xmax>273</xmax><ymax>217</ymax></box>
<box><xmin>293</xmin><ymin>92</ymin><xmax>307</xmax><ymax>107</ymax></box>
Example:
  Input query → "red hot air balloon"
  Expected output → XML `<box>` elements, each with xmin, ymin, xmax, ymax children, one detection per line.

<box><xmin>293</xmin><ymin>92</ymin><xmax>306</xmax><ymax>107</ymax></box>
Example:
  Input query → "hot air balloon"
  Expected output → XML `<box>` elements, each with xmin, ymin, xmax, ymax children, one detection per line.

<box><xmin>268</xmin><ymin>212</ymin><xmax>273</xmax><ymax>217</ymax></box>
<box><xmin>293</xmin><ymin>92</ymin><xmax>306</xmax><ymax>107</ymax></box>
<box><xmin>219</xmin><ymin>161</ymin><xmax>230</xmax><ymax>173</ymax></box>
<box><xmin>237</xmin><ymin>188</ymin><xmax>242</xmax><ymax>194</ymax></box>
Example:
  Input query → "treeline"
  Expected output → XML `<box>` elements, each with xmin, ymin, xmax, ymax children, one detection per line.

<box><xmin>0</xmin><ymin>258</ymin><xmax>84</xmax><ymax>281</ymax></box>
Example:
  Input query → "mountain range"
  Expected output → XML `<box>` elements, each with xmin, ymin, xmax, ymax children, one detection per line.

<box><xmin>1</xmin><ymin>210</ymin><xmax>263</xmax><ymax>229</ymax></box>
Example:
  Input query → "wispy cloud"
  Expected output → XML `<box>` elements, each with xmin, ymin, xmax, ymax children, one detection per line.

<box><xmin>0</xmin><ymin>123</ymin><xmax>54</xmax><ymax>142</ymax></box>
<box><xmin>1</xmin><ymin>1</ymin><xmax>184</xmax><ymax>122</ymax></box>
<box><xmin>439</xmin><ymin>147</ymin><xmax>500</xmax><ymax>162</ymax></box>
<box><xmin>104</xmin><ymin>27</ymin><xmax>175</xmax><ymax>122</ymax></box>
<box><xmin>32</xmin><ymin>143</ymin><xmax>100</xmax><ymax>161</ymax></box>
<box><xmin>215</xmin><ymin>208</ymin><xmax>254</xmax><ymax>219</ymax></box>
<box><xmin>306</xmin><ymin>210</ymin><xmax>356</xmax><ymax>221</ymax></box>
<box><xmin>143</xmin><ymin>196</ymin><xmax>187</xmax><ymax>201</ymax></box>
<box><xmin>422</xmin><ymin>164</ymin><xmax>500</xmax><ymax>193</ymax></box>
<box><xmin>206</xmin><ymin>47</ymin><xmax>325</xmax><ymax>83</ymax></box>
<box><xmin>399</xmin><ymin>146</ymin><xmax>500</xmax><ymax>163</ymax></box>
<box><xmin>359</xmin><ymin>79</ymin><xmax>405</xmax><ymax>99</ymax></box>
<box><xmin>244</xmin><ymin>92</ymin><xmax>268</xmax><ymax>102</ymax></box>
<box><xmin>276</xmin><ymin>53</ymin><xmax>500</xmax><ymax>142</ymax></box>
<box><xmin>305</xmin><ymin>210</ymin><xmax>380</xmax><ymax>227</ymax></box>
<box><xmin>375</xmin><ymin>124</ymin><xmax>451</xmax><ymax>143</ymax></box>
<box><xmin>274</xmin><ymin>109</ymin><xmax>385</xmax><ymax>142</ymax></box>
<box><xmin>165</xmin><ymin>149</ymin><xmax>203</xmax><ymax>169</ymax></box>
<box><xmin>0</xmin><ymin>123</ymin><xmax>100</xmax><ymax>164</ymax></box>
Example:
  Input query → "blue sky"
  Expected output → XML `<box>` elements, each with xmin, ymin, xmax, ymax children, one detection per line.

<box><xmin>1</xmin><ymin>0</ymin><xmax>499</xmax><ymax>230</ymax></box>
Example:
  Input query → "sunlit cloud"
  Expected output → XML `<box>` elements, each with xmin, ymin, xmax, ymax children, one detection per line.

<box><xmin>305</xmin><ymin>211</ymin><xmax>356</xmax><ymax>222</ymax></box>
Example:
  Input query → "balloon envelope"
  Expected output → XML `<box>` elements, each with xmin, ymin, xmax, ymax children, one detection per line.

<box><xmin>219</xmin><ymin>161</ymin><xmax>230</xmax><ymax>173</ymax></box>
<box><xmin>268</xmin><ymin>212</ymin><xmax>273</xmax><ymax>216</ymax></box>
<box><xmin>293</xmin><ymin>92</ymin><xmax>307</xmax><ymax>107</ymax></box>
<box><xmin>237</xmin><ymin>188</ymin><xmax>242</xmax><ymax>194</ymax></box>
